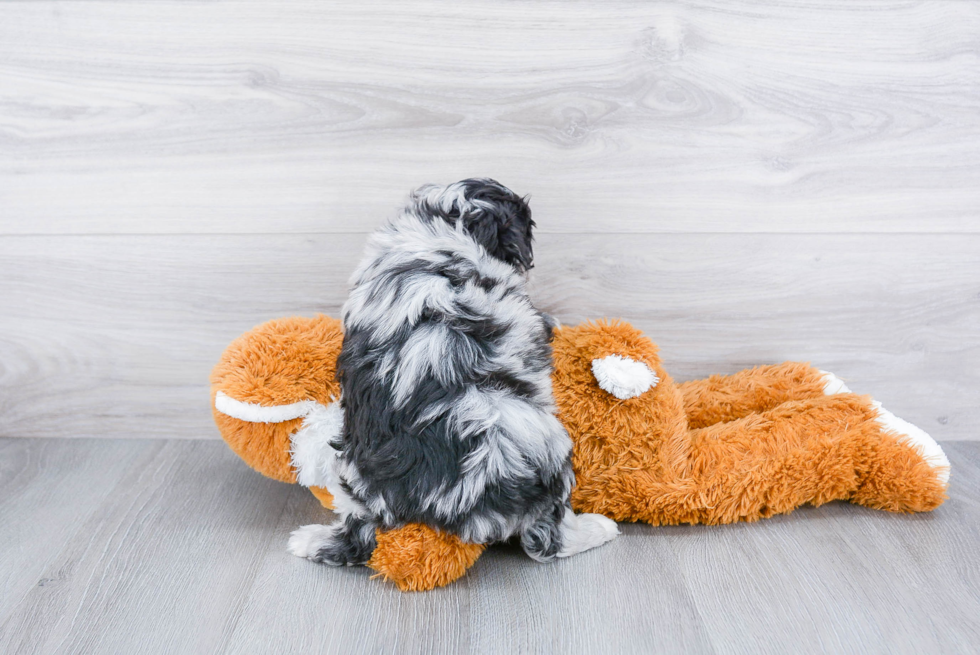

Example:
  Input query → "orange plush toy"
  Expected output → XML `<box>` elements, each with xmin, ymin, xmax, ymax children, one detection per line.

<box><xmin>212</xmin><ymin>315</ymin><xmax>950</xmax><ymax>591</ymax></box>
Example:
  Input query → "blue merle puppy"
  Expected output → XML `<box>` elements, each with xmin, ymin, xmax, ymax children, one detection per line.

<box><xmin>288</xmin><ymin>178</ymin><xmax>618</xmax><ymax>567</ymax></box>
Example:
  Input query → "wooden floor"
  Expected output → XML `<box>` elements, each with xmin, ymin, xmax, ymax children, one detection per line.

<box><xmin>0</xmin><ymin>437</ymin><xmax>977</xmax><ymax>654</ymax></box>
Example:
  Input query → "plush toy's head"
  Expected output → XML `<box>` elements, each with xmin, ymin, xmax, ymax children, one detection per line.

<box><xmin>210</xmin><ymin>315</ymin><xmax>343</xmax><ymax>484</ymax></box>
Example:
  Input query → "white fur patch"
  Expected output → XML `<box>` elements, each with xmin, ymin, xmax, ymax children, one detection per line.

<box><xmin>872</xmin><ymin>401</ymin><xmax>950</xmax><ymax>486</ymax></box>
<box><xmin>556</xmin><ymin>508</ymin><xmax>619</xmax><ymax>558</ymax></box>
<box><xmin>291</xmin><ymin>403</ymin><xmax>368</xmax><ymax>518</ymax></box>
<box><xmin>819</xmin><ymin>370</ymin><xmax>852</xmax><ymax>395</ymax></box>
<box><xmin>591</xmin><ymin>355</ymin><xmax>659</xmax><ymax>400</ymax></box>
<box><xmin>214</xmin><ymin>390</ymin><xmax>320</xmax><ymax>423</ymax></box>
<box><xmin>289</xmin><ymin>401</ymin><xmax>344</xmax><ymax>488</ymax></box>
<box><xmin>287</xmin><ymin>524</ymin><xmax>338</xmax><ymax>559</ymax></box>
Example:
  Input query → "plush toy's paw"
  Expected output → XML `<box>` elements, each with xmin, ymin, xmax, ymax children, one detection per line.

<box><xmin>819</xmin><ymin>370</ymin><xmax>852</xmax><ymax>395</ymax></box>
<box><xmin>368</xmin><ymin>524</ymin><xmax>486</xmax><ymax>592</ymax></box>
<box><xmin>591</xmin><ymin>355</ymin><xmax>659</xmax><ymax>400</ymax></box>
<box><xmin>820</xmin><ymin>371</ymin><xmax>949</xmax><ymax>488</ymax></box>
<box><xmin>873</xmin><ymin>401</ymin><xmax>950</xmax><ymax>487</ymax></box>
<box><xmin>287</xmin><ymin>524</ymin><xmax>338</xmax><ymax>560</ymax></box>
<box><xmin>556</xmin><ymin>510</ymin><xmax>619</xmax><ymax>558</ymax></box>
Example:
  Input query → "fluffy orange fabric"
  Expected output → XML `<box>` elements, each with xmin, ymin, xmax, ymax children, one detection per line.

<box><xmin>369</xmin><ymin>526</ymin><xmax>486</xmax><ymax>592</ymax></box>
<box><xmin>212</xmin><ymin>316</ymin><xmax>948</xmax><ymax>592</ymax></box>
<box><xmin>308</xmin><ymin>486</ymin><xmax>335</xmax><ymax>509</ymax></box>
<box><xmin>678</xmin><ymin>362</ymin><xmax>828</xmax><ymax>429</ymax></box>
<box><xmin>210</xmin><ymin>315</ymin><xmax>343</xmax><ymax>483</ymax></box>
<box><xmin>555</xmin><ymin>321</ymin><xmax>947</xmax><ymax>525</ymax></box>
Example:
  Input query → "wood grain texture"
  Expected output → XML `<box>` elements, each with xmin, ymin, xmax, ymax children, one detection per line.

<box><xmin>1</xmin><ymin>0</ymin><xmax>979</xmax><ymax>234</ymax></box>
<box><xmin>1</xmin><ymin>233</ymin><xmax>976</xmax><ymax>441</ymax></box>
<box><xmin>0</xmin><ymin>438</ymin><xmax>978</xmax><ymax>654</ymax></box>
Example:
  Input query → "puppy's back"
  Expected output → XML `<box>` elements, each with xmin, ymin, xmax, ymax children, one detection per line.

<box><xmin>336</xmin><ymin>182</ymin><xmax>574</xmax><ymax>544</ymax></box>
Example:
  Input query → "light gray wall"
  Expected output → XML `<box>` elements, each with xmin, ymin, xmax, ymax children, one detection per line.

<box><xmin>1</xmin><ymin>0</ymin><xmax>977</xmax><ymax>440</ymax></box>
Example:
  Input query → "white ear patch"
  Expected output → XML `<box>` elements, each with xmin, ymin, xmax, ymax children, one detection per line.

<box><xmin>591</xmin><ymin>355</ymin><xmax>659</xmax><ymax>400</ymax></box>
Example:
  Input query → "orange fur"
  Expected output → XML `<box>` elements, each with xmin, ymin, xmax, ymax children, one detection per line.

<box><xmin>309</xmin><ymin>486</ymin><xmax>335</xmax><ymax>509</ymax></box>
<box><xmin>556</xmin><ymin>322</ymin><xmax>946</xmax><ymax>525</ymax></box>
<box><xmin>369</xmin><ymin>526</ymin><xmax>486</xmax><ymax>592</ymax></box>
<box><xmin>210</xmin><ymin>315</ymin><xmax>343</xmax><ymax>483</ymax></box>
<box><xmin>212</xmin><ymin>316</ymin><xmax>948</xmax><ymax>592</ymax></box>
<box><xmin>678</xmin><ymin>362</ymin><xmax>827</xmax><ymax>429</ymax></box>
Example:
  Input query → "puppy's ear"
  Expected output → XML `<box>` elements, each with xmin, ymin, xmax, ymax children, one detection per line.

<box><xmin>458</xmin><ymin>179</ymin><xmax>535</xmax><ymax>272</ymax></box>
<box><xmin>409</xmin><ymin>178</ymin><xmax>536</xmax><ymax>272</ymax></box>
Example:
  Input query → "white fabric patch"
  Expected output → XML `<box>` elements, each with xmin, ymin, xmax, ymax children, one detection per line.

<box><xmin>556</xmin><ymin>508</ymin><xmax>619</xmax><ymax>558</ymax></box>
<box><xmin>214</xmin><ymin>390</ymin><xmax>319</xmax><ymax>423</ymax></box>
<box><xmin>591</xmin><ymin>355</ymin><xmax>659</xmax><ymax>400</ymax></box>
<box><xmin>819</xmin><ymin>370</ymin><xmax>852</xmax><ymax>395</ymax></box>
<box><xmin>873</xmin><ymin>401</ymin><xmax>951</xmax><ymax>486</ymax></box>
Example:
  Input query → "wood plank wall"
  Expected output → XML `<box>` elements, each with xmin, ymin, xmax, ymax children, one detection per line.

<box><xmin>1</xmin><ymin>1</ymin><xmax>978</xmax><ymax>440</ymax></box>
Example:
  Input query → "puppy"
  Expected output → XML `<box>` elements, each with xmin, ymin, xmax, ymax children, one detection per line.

<box><xmin>289</xmin><ymin>179</ymin><xmax>617</xmax><ymax>567</ymax></box>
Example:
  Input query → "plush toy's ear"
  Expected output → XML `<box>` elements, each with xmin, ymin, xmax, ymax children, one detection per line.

<box><xmin>552</xmin><ymin>319</ymin><xmax>668</xmax><ymax>405</ymax></box>
<box><xmin>591</xmin><ymin>354</ymin><xmax>659</xmax><ymax>400</ymax></box>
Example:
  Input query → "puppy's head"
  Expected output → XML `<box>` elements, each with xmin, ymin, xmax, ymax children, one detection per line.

<box><xmin>411</xmin><ymin>178</ymin><xmax>535</xmax><ymax>272</ymax></box>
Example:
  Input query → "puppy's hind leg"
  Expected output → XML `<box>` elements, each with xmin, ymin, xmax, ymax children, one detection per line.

<box><xmin>288</xmin><ymin>514</ymin><xmax>378</xmax><ymax>566</ymax></box>
<box><xmin>521</xmin><ymin>503</ymin><xmax>619</xmax><ymax>563</ymax></box>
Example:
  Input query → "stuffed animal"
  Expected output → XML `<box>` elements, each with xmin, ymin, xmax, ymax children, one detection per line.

<box><xmin>211</xmin><ymin>315</ymin><xmax>950</xmax><ymax>591</ymax></box>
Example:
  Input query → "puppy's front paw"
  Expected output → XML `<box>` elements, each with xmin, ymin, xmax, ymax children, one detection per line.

<box><xmin>287</xmin><ymin>524</ymin><xmax>336</xmax><ymax>559</ymax></box>
<box><xmin>578</xmin><ymin>513</ymin><xmax>620</xmax><ymax>545</ymax></box>
<box><xmin>557</xmin><ymin>511</ymin><xmax>619</xmax><ymax>558</ymax></box>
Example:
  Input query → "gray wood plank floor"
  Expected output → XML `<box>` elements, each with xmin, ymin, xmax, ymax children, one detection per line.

<box><xmin>1</xmin><ymin>437</ymin><xmax>977</xmax><ymax>655</ymax></box>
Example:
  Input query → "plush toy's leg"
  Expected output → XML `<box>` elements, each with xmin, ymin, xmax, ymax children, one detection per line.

<box><xmin>693</xmin><ymin>393</ymin><xmax>947</xmax><ymax>520</ymax></box>
<box><xmin>365</xmin><ymin>505</ymin><xmax>617</xmax><ymax>591</ymax></box>
<box><xmin>368</xmin><ymin>524</ymin><xmax>486</xmax><ymax>592</ymax></box>
<box><xmin>602</xmin><ymin>393</ymin><xmax>948</xmax><ymax>525</ymax></box>
<box><xmin>848</xmin><ymin>400</ymin><xmax>950</xmax><ymax>512</ymax></box>
<box><xmin>678</xmin><ymin>362</ymin><xmax>833</xmax><ymax>429</ymax></box>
